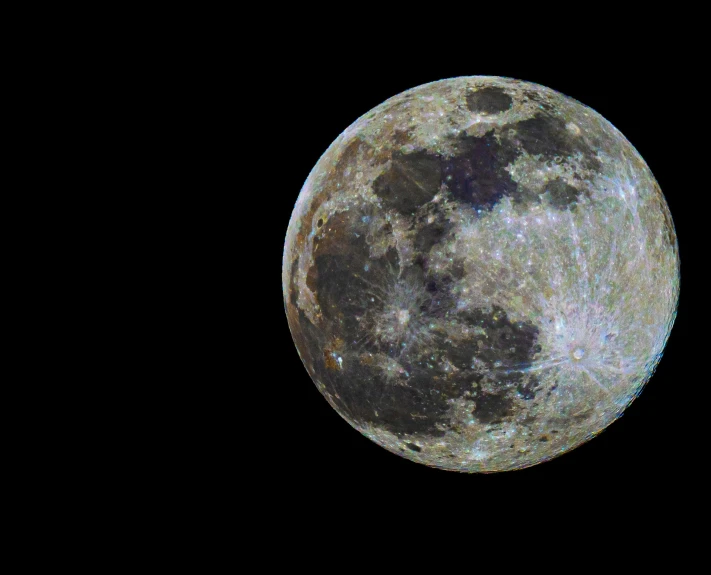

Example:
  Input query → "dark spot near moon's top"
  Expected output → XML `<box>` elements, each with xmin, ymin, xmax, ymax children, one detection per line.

<box><xmin>406</xmin><ymin>442</ymin><xmax>421</xmax><ymax>452</ymax></box>
<box><xmin>466</xmin><ymin>87</ymin><xmax>513</xmax><ymax>115</ymax></box>
<box><xmin>443</xmin><ymin>132</ymin><xmax>520</xmax><ymax>211</ymax></box>
<box><xmin>317</xmin><ymin>218</ymin><xmax>323</xmax><ymax>227</ymax></box>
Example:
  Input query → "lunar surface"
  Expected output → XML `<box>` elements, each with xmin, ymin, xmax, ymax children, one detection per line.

<box><xmin>283</xmin><ymin>76</ymin><xmax>679</xmax><ymax>472</ymax></box>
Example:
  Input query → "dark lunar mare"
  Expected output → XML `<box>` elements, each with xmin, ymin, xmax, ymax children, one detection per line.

<box><xmin>292</xmin><ymin>202</ymin><xmax>542</xmax><ymax>438</ymax></box>
<box><xmin>373</xmin><ymin>150</ymin><xmax>442</xmax><ymax>215</ymax></box>
<box><xmin>372</xmin><ymin>105</ymin><xmax>600</xmax><ymax>217</ymax></box>
<box><xmin>509</xmin><ymin>110</ymin><xmax>602</xmax><ymax>173</ymax></box>
<box><xmin>373</xmin><ymin>131</ymin><xmax>521</xmax><ymax>214</ymax></box>
<box><xmin>443</xmin><ymin>132</ymin><xmax>520</xmax><ymax>210</ymax></box>
<box><xmin>455</xmin><ymin>307</ymin><xmax>540</xmax><ymax>424</ymax></box>
<box><xmin>372</xmin><ymin>94</ymin><xmax>602</xmax><ymax>215</ymax></box>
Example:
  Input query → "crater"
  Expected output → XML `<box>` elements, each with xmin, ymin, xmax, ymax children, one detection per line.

<box><xmin>466</xmin><ymin>87</ymin><xmax>513</xmax><ymax>115</ymax></box>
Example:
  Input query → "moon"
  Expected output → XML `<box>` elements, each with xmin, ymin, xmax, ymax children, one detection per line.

<box><xmin>282</xmin><ymin>76</ymin><xmax>679</xmax><ymax>472</ymax></box>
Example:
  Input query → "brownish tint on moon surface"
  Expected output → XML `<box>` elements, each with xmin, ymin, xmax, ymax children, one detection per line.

<box><xmin>282</xmin><ymin>76</ymin><xmax>679</xmax><ymax>472</ymax></box>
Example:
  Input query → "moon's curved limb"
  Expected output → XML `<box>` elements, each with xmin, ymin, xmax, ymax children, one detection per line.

<box><xmin>283</xmin><ymin>76</ymin><xmax>679</xmax><ymax>472</ymax></box>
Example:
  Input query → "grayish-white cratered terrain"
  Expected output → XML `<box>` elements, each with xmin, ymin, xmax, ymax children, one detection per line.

<box><xmin>282</xmin><ymin>76</ymin><xmax>679</xmax><ymax>472</ymax></box>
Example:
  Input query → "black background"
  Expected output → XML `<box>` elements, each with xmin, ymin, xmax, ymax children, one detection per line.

<box><xmin>259</xmin><ymin>42</ymin><xmax>703</xmax><ymax>510</ymax></box>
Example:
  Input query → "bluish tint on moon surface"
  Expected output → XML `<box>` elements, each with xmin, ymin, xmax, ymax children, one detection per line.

<box><xmin>283</xmin><ymin>76</ymin><xmax>679</xmax><ymax>472</ymax></box>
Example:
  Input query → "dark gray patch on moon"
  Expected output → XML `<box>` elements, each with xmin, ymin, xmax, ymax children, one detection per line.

<box><xmin>472</xmin><ymin>391</ymin><xmax>514</xmax><ymax>424</ymax></box>
<box><xmin>413</xmin><ymin>204</ymin><xmax>453</xmax><ymax>255</ymax></box>
<box><xmin>302</xmin><ymin>206</ymin><xmax>542</xmax><ymax>439</ymax></box>
<box><xmin>510</xmin><ymin>113</ymin><xmax>602</xmax><ymax>171</ymax></box>
<box><xmin>443</xmin><ymin>132</ymin><xmax>520</xmax><ymax>210</ymax></box>
<box><xmin>376</xmin><ymin>131</ymin><xmax>522</xmax><ymax>215</ymax></box>
<box><xmin>466</xmin><ymin>87</ymin><xmax>513</xmax><ymax>114</ymax></box>
<box><xmin>544</xmin><ymin>178</ymin><xmax>587</xmax><ymax>210</ymax></box>
<box><xmin>373</xmin><ymin>149</ymin><xmax>442</xmax><ymax>215</ymax></box>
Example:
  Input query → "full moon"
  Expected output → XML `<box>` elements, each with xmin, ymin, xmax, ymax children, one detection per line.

<box><xmin>283</xmin><ymin>76</ymin><xmax>679</xmax><ymax>472</ymax></box>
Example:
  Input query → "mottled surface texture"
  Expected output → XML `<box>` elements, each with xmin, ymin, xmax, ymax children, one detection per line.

<box><xmin>283</xmin><ymin>76</ymin><xmax>679</xmax><ymax>472</ymax></box>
